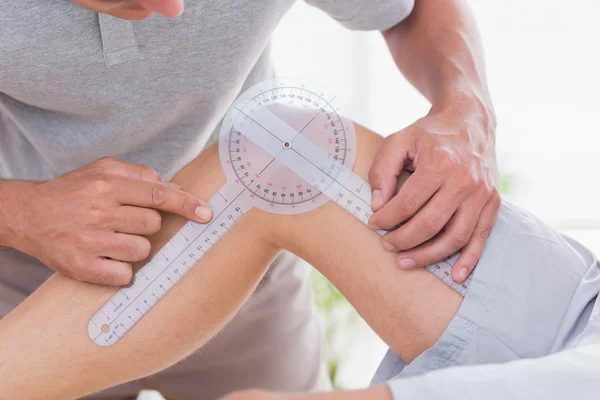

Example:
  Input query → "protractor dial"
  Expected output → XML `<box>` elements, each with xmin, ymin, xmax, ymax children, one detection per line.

<box><xmin>220</xmin><ymin>78</ymin><xmax>356</xmax><ymax>214</ymax></box>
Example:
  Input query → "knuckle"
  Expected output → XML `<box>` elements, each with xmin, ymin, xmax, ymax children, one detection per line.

<box><xmin>383</xmin><ymin>230</ymin><xmax>403</xmax><ymax>248</ymax></box>
<box><xmin>93</xmin><ymin>176</ymin><xmax>113</xmax><ymax>195</ymax></box>
<box><xmin>178</xmin><ymin>193</ymin><xmax>189</xmax><ymax>214</ymax></box>
<box><xmin>369</xmin><ymin>155</ymin><xmax>386</xmax><ymax>178</ymax></box>
<box><xmin>118</xmin><ymin>265</ymin><xmax>134</xmax><ymax>286</ymax></box>
<box><xmin>402</xmin><ymin>195</ymin><xmax>418</xmax><ymax>213</ymax></box>
<box><xmin>437</xmin><ymin>152</ymin><xmax>456</xmax><ymax>170</ymax></box>
<box><xmin>490</xmin><ymin>192</ymin><xmax>502</xmax><ymax>208</ymax></box>
<box><xmin>368</xmin><ymin>169</ymin><xmax>385</xmax><ymax>187</ymax></box>
<box><xmin>150</xmin><ymin>185</ymin><xmax>168</xmax><ymax>207</ymax></box>
<box><xmin>386</xmin><ymin>133</ymin><xmax>400</xmax><ymax>144</ymax></box>
<box><xmin>68</xmin><ymin>255</ymin><xmax>89</xmax><ymax>280</ymax></box>
<box><xmin>456</xmin><ymin>174</ymin><xmax>477</xmax><ymax>192</ymax></box>
<box><xmin>62</xmin><ymin>254</ymin><xmax>78</xmax><ymax>276</ymax></box>
<box><xmin>78</xmin><ymin>232</ymin><xmax>98</xmax><ymax>248</ymax></box>
<box><xmin>390</xmin><ymin>130</ymin><xmax>409</xmax><ymax>144</ymax></box>
<box><xmin>451</xmin><ymin>228</ymin><xmax>472</xmax><ymax>248</ymax></box>
<box><xmin>477</xmin><ymin>227</ymin><xmax>492</xmax><ymax>241</ymax></box>
<box><xmin>142</xmin><ymin>164</ymin><xmax>159</xmax><ymax>180</ymax></box>
<box><xmin>146</xmin><ymin>211</ymin><xmax>162</xmax><ymax>233</ymax></box>
<box><xmin>480</xmin><ymin>181</ymin><xmax>494</xmax><ymax>194</ymax></box>
<box><xmin>88</xmin><ymin>209</ymin><xmax>108</xmax><ymax>225</ymax></box>
<box><xmin>459</xmin><ymin>252</ymin><xmax>479</xmax><ymax>268</ymax></box>
<box><xmin>129</xmin><ymin>238</ymin><xmax>151</xmax><ymax>260</ymax></box>
<box><xmin>424</xmin><ymin>214</ymin><xmax>444</xmax><ymax>235</ymax></box>
<box><xmin>95</xmin><ymin>156</ymin><xmax>118</xmax><ymax>170</ymax></box>
<box><xmin>139</xmin><ymin>238</ymin><xmax>152</xmax><ymax>259</ymax></box>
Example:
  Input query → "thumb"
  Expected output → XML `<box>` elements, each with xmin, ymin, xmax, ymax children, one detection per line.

<box><xmin>137</xmin><ymin>0</ymin><xmax>184</xmax><ymax>17</ymax></box>
<box><xmin>368</xmin><ymin>133</ymin><xmax>411</xmax><ymax>211</ymax></box>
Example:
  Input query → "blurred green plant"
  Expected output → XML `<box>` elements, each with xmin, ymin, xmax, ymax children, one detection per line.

<box><xmin>311</xmin><ymin>269</ymin><xmax>358</xmax><ymax>385</ymax></box>
<box><xmin>499</xmin><ymin>173</ymin><xmax>515</xmax><ymax>195</ymax></box>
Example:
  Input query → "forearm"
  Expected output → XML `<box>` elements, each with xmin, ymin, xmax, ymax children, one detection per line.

<box><xmin>384</xmin><ymin>0</ymin><xmax>494</xmax><ymax>115</ymax></box>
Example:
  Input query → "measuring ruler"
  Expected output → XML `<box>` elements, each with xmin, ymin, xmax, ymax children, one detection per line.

<box><xmin>88</xmin><ymin>78</ymin><xmax>469</xmax><ymax>346</ymax></box>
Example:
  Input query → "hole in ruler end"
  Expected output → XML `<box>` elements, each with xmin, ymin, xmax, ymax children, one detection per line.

<box><xmin>101</xmin><ymin>324</ymin><xmax>110</xmax><ymax>334</ymax></box>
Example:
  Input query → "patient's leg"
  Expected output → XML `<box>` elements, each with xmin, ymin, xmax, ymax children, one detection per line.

<box><xmin>0</xmin><ymin>125</ymin><xmax>461</xmax><ymax>399</ymax></box>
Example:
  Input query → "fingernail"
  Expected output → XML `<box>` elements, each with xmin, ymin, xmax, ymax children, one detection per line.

<box><xmin>165</xmin><ymin>182</ymin><xmax>181</xmax><ymax>189</ymax></box>
<box><xmin>372</xmin><ymin>190</ymin><xmax>382</xmax><ymax>210</ymax></box>
<box><xmin>456</xmin><ymin>267</ymin><xmax>469</xmax><ymax>282</ymax></box>
<box><xmin>398</xmin><ymin>258</ymin><xmax>416</xmax><ymax>269</ymax></box>
<box><xmin>195</xmin><ymin>205</ymin><xmax>213</xmax><ymax>222</ymax></box>
<box><xmin>381</xmin><ymin>240</ymin><xmax>395</xmax><ymax>251</ymax></box>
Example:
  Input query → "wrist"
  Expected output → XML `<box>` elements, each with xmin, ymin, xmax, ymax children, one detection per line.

<box><xmin>0</xmin><ymin>180</ymin><xmax>36</xmax><ymax>249</ymax></box>
<box><xmin>430</xmin><ymin>80</ymin><xmax>497</xmax><ymax>138</ymax></box>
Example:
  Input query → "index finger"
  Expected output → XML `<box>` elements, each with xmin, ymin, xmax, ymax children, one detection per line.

<box><xmin>116</xmin><ymin>179</ymin><xmax>213</xmax><ymax>223</ymax></box>
<box><xmin>369</xmin><ymin>168</ymin><xmax>441</xmax><ymax>230</ymax></box>
<box><xmin>381</xmin><ymin>187</ymin><xmax>463</xmax><ymax>251</ymax></box>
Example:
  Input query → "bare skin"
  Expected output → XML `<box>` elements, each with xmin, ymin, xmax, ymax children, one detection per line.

<box><xmin>0</xmin><ymin>124</ymin><xmax>461</xmax><ymax>399</ymax></box>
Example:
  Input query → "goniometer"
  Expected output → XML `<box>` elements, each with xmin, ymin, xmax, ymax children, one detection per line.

<box><xmin>88</xmin><ymin>78</ymin><xmax>469</xmax><ymax>346</ymax></box>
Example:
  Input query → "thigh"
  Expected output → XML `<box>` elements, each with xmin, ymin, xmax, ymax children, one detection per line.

<box><xmin>146</xmin><ymin>252</ymin><xmax>330</xmax><ymax>400</ymax></box>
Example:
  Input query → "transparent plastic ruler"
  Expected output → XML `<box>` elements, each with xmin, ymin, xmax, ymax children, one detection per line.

<box><xmin>89</xmin><ymin>77</ymin><xmax>468</xmax><ymax>346</ymax></box>
<box><xmin>88</xmin><ymin>182</ymin><xmax>251</xmax><ymax>346</ymax></box>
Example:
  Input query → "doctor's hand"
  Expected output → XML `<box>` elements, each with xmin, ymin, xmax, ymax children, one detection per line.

<box><xmin>7</xmin><ymin>157</ymin><xmax>212</xmax><ymax>286</ymax></box>
<box><xmin>368</xmin><ymin>100</ymin><xmax>501</xmax><ymax>283</ymax></box>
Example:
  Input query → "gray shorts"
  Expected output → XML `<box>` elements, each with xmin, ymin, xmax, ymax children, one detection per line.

<box><xmin>373</xmin><ymin>201</ymin><xmax>600</xmax><ymax>383</ymax></box>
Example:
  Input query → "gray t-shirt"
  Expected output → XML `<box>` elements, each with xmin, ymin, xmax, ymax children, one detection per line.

<box><xmin>0</xmin><ymin>0</ymin><xmax>414</xmax><ymax>181</ymax></box>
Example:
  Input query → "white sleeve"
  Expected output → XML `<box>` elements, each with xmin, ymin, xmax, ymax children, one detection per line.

<box><xmin>304</xmin><ymin>0</ymin><xmax>414</xmax><ymax>31</ymax></box>
<box><xmin>387</xmin><ymin>344</ymin><xmax>600</xmax><ymax>400</ymax></box>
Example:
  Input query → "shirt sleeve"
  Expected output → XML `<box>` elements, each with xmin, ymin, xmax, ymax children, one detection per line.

<box><xmin>387</xmin><ymin>344</ymin><xmax>600</xmax><ymax>400</ymax></box>
<box><xmin>304</xmin><ymin>0</ymin><xmax>415</xmax><ymax>31</ymax></box>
